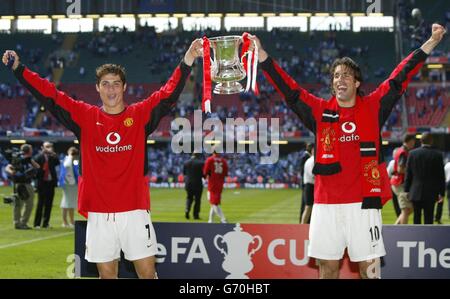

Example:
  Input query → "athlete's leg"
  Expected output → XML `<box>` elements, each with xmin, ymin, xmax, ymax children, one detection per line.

<box><xmin>318</xmin><ymin>259</ymin><xmax>340</xmax><ymax>279</ymax></box>
<box><xmin>208</xmin><ymin>205</ymin><xmax>215</xmax><ymax>223</ymax></box>
<box><xmin>132</xmin><ymin>256</ymin><xmax>157</xmax><ymax>279</ymax></box>
<box><xmin>96</xmin><ymin>259</ymin><xmax>119</xmax><ymax>279</ymax></box>
<box><xmin>358</xmin><ymin>258</ymin><xmax>380</xmax><ymax>279</ymax></box>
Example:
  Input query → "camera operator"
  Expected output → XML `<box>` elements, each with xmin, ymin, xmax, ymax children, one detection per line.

<box><xmin>33</xmin><ymin>142</ymin><xmax>60</xmax><ymax>229</ymax></box>
<box><xmin>5</xmin><ymin>144</ymin><xmax>40</xmax><ymax>230</ymax></box>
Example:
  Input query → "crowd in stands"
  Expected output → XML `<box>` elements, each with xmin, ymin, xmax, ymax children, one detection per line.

<box><xmin>0</xmin><ymin>82</ymin><xmax>26</xmax><ymax>99</ymax></box>
<box><xmin>1</xmin><ymin>15</ymin><xmax>448</xmax><ymax>136</ymax></box>
<box><xmin>269</xmin><ymin>29</ymin><xmax>373</xmax><ymax>86</ymax></box>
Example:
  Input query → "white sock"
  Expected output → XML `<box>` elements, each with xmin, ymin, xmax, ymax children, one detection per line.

<box><xmin>208</xmin><ymin>206</ymin><xmax>215</xmax><ymax>223</ymax></box>
<box><xmin>215</xmin><ymin>205</ymin><xmax>227</xmax><ymax>223</ymax></box>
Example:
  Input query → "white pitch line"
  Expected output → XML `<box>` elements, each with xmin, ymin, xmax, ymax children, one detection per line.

<box><xmin>0</xmin><ymin>232</ymin><xmax>73</xmax><ymax>249</ymax></box>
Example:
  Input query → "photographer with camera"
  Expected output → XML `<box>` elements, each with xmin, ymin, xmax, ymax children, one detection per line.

<box><xmin>33</xmin><ymin>142</ymin><xmax>60</xmax><ymax>229</ymax></box>
<box><xmin>5</xmin><ymin>144</ymin><xmax>40</xmax><ymax>230</ymax></box>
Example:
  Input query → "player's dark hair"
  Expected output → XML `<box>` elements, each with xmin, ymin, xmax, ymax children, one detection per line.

<box><xmin>20</xmin><ymin>144</ymin><xmax>32</xmax><ymax>154</ymax></box>
<box><xmin>305</xmin><ymin>143</ymin><xmax>314</xmax><ymax>154</ymax></box>
<box><xmin>96</xmin><ymin>64</ymin><xmax>126</xmax><ymax>85</ymax></box>
<box><xmin>330</xmin><ymin>57</ymin><xmax>364</xmax><ymax>97</ymax></box>
<box><xmin>403</xmin><ymin>134</ymin><xmax>416</xmax><ymax>144</ymax></box>
<box><xmin>420</xmin><ymin>132</ymin><xmax>433</xmax><ymax>145</ymax></box>
<box><xmin>68</xmin><ymin>146</ymin><xmax>79</xmax><ymax>156</ymax></box>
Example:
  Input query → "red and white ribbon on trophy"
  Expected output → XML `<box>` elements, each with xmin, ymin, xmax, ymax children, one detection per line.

<box><xmin>202</xmin><ymin>36</ymin><xmax>212</xmax><ymax>113</ymax></box>
<box><xmin>201</xmin><ymin>34</ymin><xmax>259</xmax><ymax>114</ymax></box>
<box><xmin>241</xmin><ymin>32</ymin><xmax>259</xmax><ymax>96</ymax></box>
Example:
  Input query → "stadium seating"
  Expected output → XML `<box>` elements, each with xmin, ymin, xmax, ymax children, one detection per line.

<box><xmin>405</xmin><ymin>86</ymin><xmax>449</xmax><ymax>127</ymax></box>
<box><xmin>0</xmin><ymin>28</ymin><xmax>447</xmax><ymax>133</ymax></box>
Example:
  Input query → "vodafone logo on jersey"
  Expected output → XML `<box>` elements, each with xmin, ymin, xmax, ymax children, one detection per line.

<box><xmin>339</xmin><ymin>121</ymin><xmax>360</xmax><ymax>142</ymax></box>
<box><xmin>95</xmin><ymin>131</ymin><xmax>133</xmax><ymax>153</ymax></box>
<box><xmin>341</xmin><ymin>122</ymin><xmax>356</xmax><ymax>134</ymax></box>
<box><xmin>106</xmin><ymin>132</ymin><xmax>121</xmax><ymax>145</ymax></box>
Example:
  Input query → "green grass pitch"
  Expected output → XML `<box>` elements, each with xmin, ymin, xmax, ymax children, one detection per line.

<box><xmin>0</xmin><ymin>186</ymin><xmax>448</xmax><ymax>278</ymax></box>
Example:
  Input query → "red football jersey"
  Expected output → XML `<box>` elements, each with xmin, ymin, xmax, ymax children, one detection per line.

<box><xmin>313</xmin><ymin>106</ymin><xmax>363</xmax><ymax>204</ymax></box>
<box><xmin>14</xmin><ymin>61</ymin><xmax>191</xmax><ymax>215</ymax></box>
<box><xmin>261</xmin><ymin>48</ymin><xmax>428</xmax><ymax>205</ymax></box>
<box><xmin>203</xmin><ymin>154</ymin><xmax>228</xmax><ymax>192</ymax></box>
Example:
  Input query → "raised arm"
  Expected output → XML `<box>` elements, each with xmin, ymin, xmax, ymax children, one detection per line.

<box><xmin>420</xmin><ymin>24</ymin><xmax>446</xmax><ymax>55</ymax></box>
<box><xmin>140</xmin><ymin>39</ymin><xmax>202</xmax><ymax>135</ymax></box>
<box><xmin>2</xmin><ymin>50</ymin><xmax>90</xmax><ymax>133</ymax></box>
<box><xmin>247</xmin><ymin>35</ymin><xmax>323</xmax><ymax>133</ymax></box>
<box><xmin>371</xmin><ymin>24</ymin><xmax>446</xmax><ymax>123</ymax></box>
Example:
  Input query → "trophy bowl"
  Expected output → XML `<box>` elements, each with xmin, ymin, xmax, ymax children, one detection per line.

<box><xmin>208</xmin><ymin>35</ymin><xmax>247</xmax><ymax>94</ymax></box>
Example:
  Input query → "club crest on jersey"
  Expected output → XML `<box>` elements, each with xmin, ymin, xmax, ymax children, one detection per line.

<box><xmin>124</xmin><ymin>117</ymin><xmax>134</xmax><ymax>127</ymax></box>
<box><xmin>320</xmin><ymin>127</ymin><xmax>336</xmax><ymax>152</ymax></box>
<box><xmin>363</xmin><ymin>160</ymin><xmax>381</xmax><ymax>186</ymax></box>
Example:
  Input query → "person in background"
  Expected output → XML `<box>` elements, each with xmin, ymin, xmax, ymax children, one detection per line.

<box><xmin>5</xmin><ymin>144</ymin><xmax>40</xmax><ymax>230</ymax></box>
<box><xmin>387</xmin><ymin>149</ymin><xmax>401</xmax><ymax>218</ymax></box>
<box><xmin>301</xmin><ymin>145</ymin><xmax>315</xmax><ymax>224</ymax></box>
<box><xmin>299</xmin><ymin>143</ymin><xmax>313</xmax><ymax>223</ymax></box>
<box><xmin>391</xmin><ymin>134</ymin><xmax>416</xmax><ymax>224</ymax></box>
<box><xmin>404</xmin><ymin>133</ymin><xmax>446</xmax><ymax>224</ymax></box>
<box><xmin>183</xmin><ymin>152</ymin><xmax>204</xmax><ymax>220</ymax></box>
<box><xmin>444</xmin><ymin>158</ymin><xmax>450</xmax><ymax>220</ymax></box>
<box><xmin>59</xmin><ymin>147</ymin><xmax>79</xmax><ymax>228</ymax></box>
<box><xmin>204</xmin><ymin>152</ymin><xmax>228</xmax><ymax>223</ymax></box>
<box><xmin>33</xmin><ymin>142</ymin><xmax>60</xmax><ymax>229</ymax></box>
<box><xmin>435</xmin><ymin>156</ymin><xmax>450</xmax><ymax>224</ymax></box>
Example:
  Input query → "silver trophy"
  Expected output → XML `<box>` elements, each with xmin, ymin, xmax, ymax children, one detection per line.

<box><xmin>208</xmin><ymin>36</ymin><xmax>247</xmax><ymax>94</ymax></box>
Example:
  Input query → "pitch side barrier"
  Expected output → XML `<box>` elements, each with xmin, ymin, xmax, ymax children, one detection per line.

<box><xmin>74</xmin><ymin>222</ymin><xmax>450</xmax><ymax>279</ymax></box>
<box><xmin>149</xmin><ymin>182</ymin><xmax>298</xmax><ymax>189</ymax></box>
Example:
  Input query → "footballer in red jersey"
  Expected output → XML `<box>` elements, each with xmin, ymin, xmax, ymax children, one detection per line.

<box><xmin>203</xmin><ymin>152</ymin><xmax>228</xmax><ymax>223</ymax></box>
<box><xmin>249</xmin><ymin>24</ymin><xmax>446</xmax><ymax>279</ymax></box>
<box><xmin>3</xmin><ymin>38</ymin><xmax>203</xmax><ymax>279</ymax></box>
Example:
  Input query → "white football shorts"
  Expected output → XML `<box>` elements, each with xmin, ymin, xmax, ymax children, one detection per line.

<box><xmin>308</xmin><ymin>202</ymin><xmax>386</xmax><ymax>262</ymax></box>
<box><xmin>85</xmin><ymin>209</ymin><xmax>158</xmax><ymax>263</ymax></box>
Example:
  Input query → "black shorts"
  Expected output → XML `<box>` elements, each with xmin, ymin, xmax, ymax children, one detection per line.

<box><xmin>304</xmin><ymin>183</ymin><xmax>314</xmax><ymax>206</ymax></box>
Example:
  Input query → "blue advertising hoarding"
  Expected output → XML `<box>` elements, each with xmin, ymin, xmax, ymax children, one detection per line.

<box><xmin>75</xmin><ymin>222</ymin><xmax>450</xmax><ymax>279</ymax></box>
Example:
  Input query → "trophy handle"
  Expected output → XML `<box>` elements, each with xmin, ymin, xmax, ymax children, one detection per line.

<box><xmin>214</xmin><ymin>235</ymin><xmax>227</xmax><ymax>256</ymax></box>
<box><xmin>249</xmin><ymin>235</ymin><xmax>262</xmax><ymax>257</ymax></box>
<box><xmin>240</xmin><ymin>39</ymin><xmax>256</xmax><ymax>66</ymax></box>
<box><xmin>240</xmin><ymin>52</ymin><xmax>248</xmax><ymax>66</ymax></box>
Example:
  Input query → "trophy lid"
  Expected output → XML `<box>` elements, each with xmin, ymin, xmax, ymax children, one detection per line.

<box><xmin>222</xmin><ymin>223</ymin><xmax>253</xmax><ymax>243</ymax></box>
